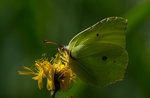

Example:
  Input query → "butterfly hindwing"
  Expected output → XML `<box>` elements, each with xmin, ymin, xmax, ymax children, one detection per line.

<box><xmin>69</xmin><ymin>43</ymin><xmax>128</xmax><ymax>87</ymax></box>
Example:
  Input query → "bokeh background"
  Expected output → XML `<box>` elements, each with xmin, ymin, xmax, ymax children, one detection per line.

<box><xmin>1</xmin><ymin>0</ymin><xmax>150</xmax><ymax>98</ymax></box>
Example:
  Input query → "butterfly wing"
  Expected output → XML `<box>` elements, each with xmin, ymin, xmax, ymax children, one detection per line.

<box><xmin>68</xmin><ymin>17</ymin><xmax>128</xmax><ymax>87</ymax></box>
<box><xmin>68</xmin><ymin>17</ymin><xmax>128</xmax><ymax>50</ymax></box>
<box><xmin>69</xmin><ymin>43</ymin><xmax>128</xmax><ymax>87</ymax></box>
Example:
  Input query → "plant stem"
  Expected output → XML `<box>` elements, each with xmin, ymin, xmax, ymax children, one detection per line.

<box><xmin>125</xmin><ymin>0</ymin><xmax>150</xmax><ymax>33</ymax></box>
<box><xmin>50</xmin><ymin>91</ymin><xmax>56</xmax><ymax>98</ymax></box>
<box><xmin>51</xmin><ymin>94</ymin><xmax>55</xmax><ymax>98</ymax></box>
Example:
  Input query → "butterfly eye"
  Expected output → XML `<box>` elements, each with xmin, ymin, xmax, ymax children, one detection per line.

<box><xmin>61</xmin><ymin>47</ymin><xmax>64</xmax><ymax>51</ymax></box>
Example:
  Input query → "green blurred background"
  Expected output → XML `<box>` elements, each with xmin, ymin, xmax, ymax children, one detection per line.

<box><xmin>1</xmin><ymin>0</ymin><xmax>150</xmax><ymax>98</ymax></box>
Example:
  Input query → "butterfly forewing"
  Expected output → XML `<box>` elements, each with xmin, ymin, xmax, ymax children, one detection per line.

<box><xmin>68</xmin><ymin>17</ymin><xmax>128</xmax><ymax>50</ymax></box>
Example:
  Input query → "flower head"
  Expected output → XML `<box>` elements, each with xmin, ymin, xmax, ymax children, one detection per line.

<box><xmin>18</xmin><ymin>48</ymin><xmax>77</xmax><ymax>95</ymax></box>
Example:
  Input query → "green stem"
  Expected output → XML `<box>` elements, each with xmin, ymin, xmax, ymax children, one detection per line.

<box><xmin>51</xmin><ymin>94</ymin><xmax>55</xmax><ymax>98</ymax></box>
<box><xmin>50</xmin><ymin>91</ymin><xmax>56</xmax><ymax>98</ymax></box>
<box><xmin>124</xmin><ymin>0</ymin><xmax>150</xmax><ymax>33</ymax></box>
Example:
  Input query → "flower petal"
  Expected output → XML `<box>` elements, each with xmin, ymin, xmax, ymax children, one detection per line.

<box><xmin>23</xmin><ymin>66</ymin><xmax>33</xmax><ymax>72</ymax></box>
<box><xmin>47</xmin><ymin>69</ymin><xmax>55</xmax><ymax>91</ymax></box>
<box><xmin>18</xmin><ymin>71</ymin><xmax>36</xmax><ymax>75</ymax></box>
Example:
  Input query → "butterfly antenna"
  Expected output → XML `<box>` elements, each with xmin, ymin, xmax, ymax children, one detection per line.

<box><xmin>43</xmin><ymin>40</ymin><xmax>64</xmax><ymax>47</ymax></box>
<box><xmin>43</xmin><ymin>40</ymin><xmax>59</xmax><ymax>45</ymax></box>
<box><xmin>43</xmin><ymin>40</ymin><xmax>70</xmax><ymax>55</ymax></box>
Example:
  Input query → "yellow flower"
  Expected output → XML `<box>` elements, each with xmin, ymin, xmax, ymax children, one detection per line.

<box><xmin>18</xmin><ymin>48</ymin><xmax>77</xmax><ymax>95</ymax></box>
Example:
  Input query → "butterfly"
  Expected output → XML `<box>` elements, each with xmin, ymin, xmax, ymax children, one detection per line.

<box><xmin>45</xmin><ymin>17</ymin><xmax>128</xmax><ymax>87</ymax></box>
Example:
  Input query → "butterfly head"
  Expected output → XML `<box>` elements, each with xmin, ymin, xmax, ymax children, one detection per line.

<box><xmin>43</xmin><ymin>40</ymin><xmax>70</xmax><ymax>56</ymax></box>
<box><xmin>59</xmin><ymin>45</ymin><xmax>70</xmax><ymax>55</ymax></box>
